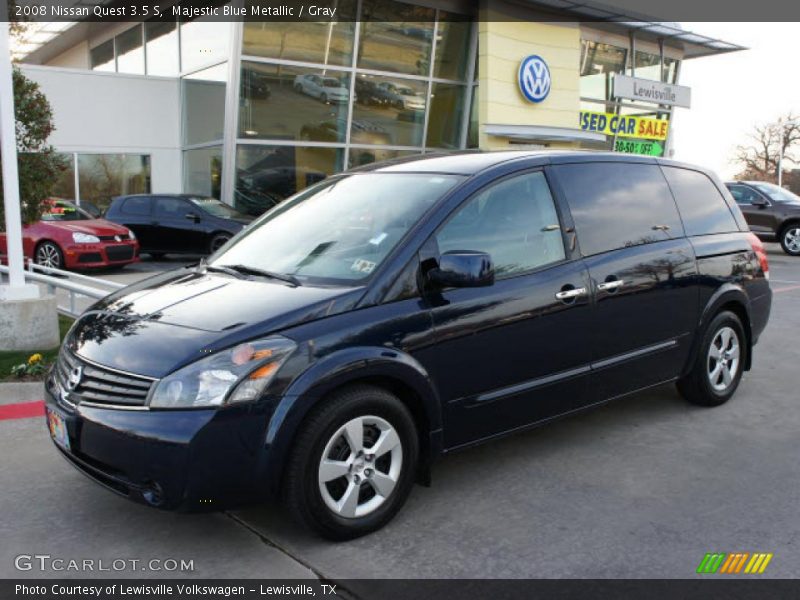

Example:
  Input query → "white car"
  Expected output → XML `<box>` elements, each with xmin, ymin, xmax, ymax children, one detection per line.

<box><xmin>293</xmin><ymin>74</ymin><xmax>349</xmax><ymax>104</ymax></box>
<box><xmin>377</xmin><ymin>82</ymin><xmax>426</xmax><ymax>111</ymax></box>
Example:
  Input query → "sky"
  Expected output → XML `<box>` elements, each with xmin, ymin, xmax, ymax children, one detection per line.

<box><xmin>672</xmin><ymin>23</ymin><xmax>800</xmax><ymax>178</ymax></box>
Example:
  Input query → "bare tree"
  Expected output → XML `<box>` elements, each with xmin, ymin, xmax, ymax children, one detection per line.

<box><xmin>732</xmin><ymin>113</ymin><xmax>800</xmax><ymax>182</ymax></box>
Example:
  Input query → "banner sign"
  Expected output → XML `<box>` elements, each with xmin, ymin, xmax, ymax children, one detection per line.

<box><xmin>613</xmin><ymin>74</ymin><xmax>691</xmax><ymax>108</ymax></box>
<box><xmin>614</xmin><ymin>139</ymin><xmax>664</xmax><ymax>157</ymax></box>
<box><xmin>579</xmin><ymin>111</ymin><xmax>669</xmax><ymax>141</ymax></box>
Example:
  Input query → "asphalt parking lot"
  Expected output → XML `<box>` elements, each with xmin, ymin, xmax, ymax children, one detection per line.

<box><xmin>2</xmin><ymin>245</ymin><xmax>799</xmax><ymax>584</ymax></box>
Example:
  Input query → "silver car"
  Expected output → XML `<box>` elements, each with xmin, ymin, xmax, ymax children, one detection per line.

<box><xmin>293</xmin><ymin>74</ymin><xmax>349</xmax><ymax>104</ymax></box>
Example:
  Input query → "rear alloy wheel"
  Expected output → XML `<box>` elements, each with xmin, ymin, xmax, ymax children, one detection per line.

<box><xmin>677</xmin><ymin>311</ymin><xmax>746</xmax><ymax>407</ymax></box>
<box><xmin>208</xmin><ymin>233</ymin><xmax>230</xmax><ymax>254</ymax></box>
<box><xmin>35</xmin><ymin>241</ymin><xmax>63</xmax><ymax>269</ymax></box>
<box><xmin>283</xmin><ymin>385</ymin><xmax>418</xmax><ymax>540</ymax></box>
<box><xmin>780</xmin><ymin>225</ymin><xmax>800</xmax><ymax>256</ymax></box>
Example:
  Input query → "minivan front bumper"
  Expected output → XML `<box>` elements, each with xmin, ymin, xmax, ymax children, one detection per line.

<box><xmin>44</xmin><ymin>384</ymin><xmax>275</xmax><ymax>511</ymax></box>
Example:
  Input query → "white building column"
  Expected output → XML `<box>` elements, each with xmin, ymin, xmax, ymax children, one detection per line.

<box><xmin>0</xmin><ymin>3</ymin><xmax>38</xmax><ymax>300</ymax></box>
<box><xmin>0</xmin><ymin>4</ymin><xmax>59</xmax><ymax>352</ymax></box>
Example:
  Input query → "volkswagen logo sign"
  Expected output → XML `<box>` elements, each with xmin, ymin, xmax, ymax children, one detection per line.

<box><xmin>66</xmin><ymin>365</ymin><xmax>83</xmax><ymax>392</ymax></box>
<box><xmin>518</xmin><ymin>55</ymin><xmax>551</xmax><ymax>103</ymax></box>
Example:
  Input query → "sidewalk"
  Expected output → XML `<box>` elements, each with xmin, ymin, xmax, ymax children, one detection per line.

<box><xmin>0</xmin><ymin>381</ymin><xmax>43</xmax><ymax>405</ymax></box>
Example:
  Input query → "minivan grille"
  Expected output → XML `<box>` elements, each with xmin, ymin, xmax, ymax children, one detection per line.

<box><xmin>54</xmin><ymin>349</ymin><xmax>154</xmax><ymax>407</ymax></box>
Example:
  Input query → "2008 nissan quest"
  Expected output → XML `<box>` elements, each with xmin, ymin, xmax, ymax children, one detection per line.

<box><xmin>45</xmin><ymin>152</ymin><xmax>771</xmax><ymax>540</ymax></box>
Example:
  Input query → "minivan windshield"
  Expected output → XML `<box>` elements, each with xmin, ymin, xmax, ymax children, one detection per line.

<box><xmin>750</xmin><ymin>182</ymin><xmax>800</xmax><ymax>204</ymax></box>
<box><xmin>211</xmin><ymin>173</ymin><xmax>462</xmax><ymax>285</ymax></box>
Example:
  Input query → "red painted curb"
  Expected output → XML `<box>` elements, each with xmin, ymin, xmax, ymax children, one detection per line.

<box><xmin>0</xmin><ymin>400</ymin><xmax>45</xmax><ymax>421</ymax></box>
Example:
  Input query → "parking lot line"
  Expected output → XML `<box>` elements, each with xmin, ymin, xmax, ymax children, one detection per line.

<box><xmin>0</xmin><ymin>400</ymin><xmax>44</xmax><ymax>421</ymax></box>
<box><xmin>773</xmin><ymin>284</ymin><xmax>800</xmax><ymax>294</ymax></box>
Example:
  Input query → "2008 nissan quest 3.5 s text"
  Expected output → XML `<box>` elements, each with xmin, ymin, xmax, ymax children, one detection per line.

<box><xmin>45</xmin><ymin>152</ymin><xmax>772</xmax><ymax>540</ymax></box>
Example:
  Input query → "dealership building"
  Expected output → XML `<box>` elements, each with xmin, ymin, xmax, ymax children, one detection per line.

<box><xmin>14</xmin><ymin>0</ymin><xmax>742</xmax><ymax>211</ymax></box>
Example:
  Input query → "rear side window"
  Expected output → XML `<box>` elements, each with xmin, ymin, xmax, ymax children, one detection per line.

<box><xmin>121</xmin><ymin>197</ymin><xmax>150</xmax><ymax>216</ymax></box>
<box><xmin>662</xmin><ymin>167</ymin><xmax>739</xmax><ymax>236</ymax></box>
<box><xmin>553</xmin><ymin>162</ymin><xmax>683</xmax><ymax>256</ymax></box>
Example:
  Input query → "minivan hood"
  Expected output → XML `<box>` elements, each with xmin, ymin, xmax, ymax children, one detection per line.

<box><xmin>69</xmin><ymin>269</ymin><xmax>363</xmax><ymax>377</ymax></box>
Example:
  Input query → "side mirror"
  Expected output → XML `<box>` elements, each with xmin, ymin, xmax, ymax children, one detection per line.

<box><xmin>185</xmin><ymin>212</ymin><xmax>201</xmax><ymax>223</ymax></box>
<box><xmin>751</xmin><ymin>197</ymin><xmax>769</xmax><ymax>207</ymax></box>
<box><xmin>428</xmin><ymin>251</ymin><xmax>495</xmax><ymax>288</ymax></box>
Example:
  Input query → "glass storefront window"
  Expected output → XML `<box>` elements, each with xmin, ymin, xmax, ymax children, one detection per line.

<box><xmin>347</xmin><ymin>148</ymin><xmax>418</xmax><ymax>169</ymax></box>
<box><xmin>115</xmin><ymin>25</ymin><xmax>144</xmax><ymax>75</ymax></box>
<box><xmin>467</xmin><ymin>86</ymin><xmax>478</xmax><ymax>148</ymax></box>
<box><xmin>77</xmin><ymin>154</ymin><xmax>151</xmax><ymax>210</ymax></box>
<box><xmin>180</xmin><ymin>19</ymin><xmax>230</xmax><ymax>73</ymax></box>
<box><xmin>433</xmin><ymin>17</ymin><xmax>472</xmax><ymax>81</ymax></box>
<box><xmin>239</xmin><ymin>62</ymin><xmax>350</xmax><ymax>142</ymax></box>
<box><xmin>183</xmin><ymin>63</ymin><xmax>228</xmax><ymax>145</ymax></box>
<box><xmin>663</xmin><ymin>57</ymin><xmax>679</xmax><ymax>84</ymax></box>
<box><xmin>242</xmin><ymin>10</ymin><xmax>356</xmax><ymax>66</ymax></box>
<box><xmin>629</xmin><ymin>50</ymin><xmax>661</xmax><ymax>81</ymax></box>
<box><xmin>234</xmin><ymin>145</ymin><xmax>342</xmax><ymax>215</ymax></box>
<box><xmin>580</xmin><ymin>40</ymin><xmax>627</xmax><ymax>100</ymax></box>
<box><xmin>427</xmin><ymin>82</ymin><xmax>466</xmax><ymax>149</ymax></box>
<box><xmin>351</xmin><ymin>74</ymin><xmax>427</xmax><ymax>146</ymax></box>
<box><xmin>90</xmin><ymin>40</ymin><xmax>114</xmax><ymax>72</ymax></box>
<box><xmin>145</xmin><ymin>21</ymin><xmax>179</xmax><ymax>76</ymax></box>
<box><xmin>184</xmin><ymin>146</ymin><xmax>223</xmax><ymax>199</ymax></box>
<box><xmin>51</xmin><ymin>153</ymin><xmax>75</xmax><ymax>200</ymax></box>
<box><xmin>358</xmin><ymin>1</ymin><xmax>435</xmax><ymax>75</ymax></box>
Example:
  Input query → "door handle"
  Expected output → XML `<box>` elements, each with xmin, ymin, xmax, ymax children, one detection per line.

<box><xmin>597</xmin><ymin>279</ymin><xmax>624</xmax><ymax>292</ymax></box>
<box><xmin>555</xmin><ymin>287</ymin><xmax>587</xmax><ymax>301</ymax></box>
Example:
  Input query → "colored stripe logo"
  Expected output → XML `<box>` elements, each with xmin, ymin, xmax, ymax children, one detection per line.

<box><xmin>697</xmin><ymin>552</ymin><xmax>773</xmax><ymax>574</ymax></box>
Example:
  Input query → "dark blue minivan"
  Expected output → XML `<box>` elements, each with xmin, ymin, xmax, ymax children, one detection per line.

<box><xmin>45</xmin><ymin>152</ymin><xmax>771</xmax><ymax>539</ymax></box>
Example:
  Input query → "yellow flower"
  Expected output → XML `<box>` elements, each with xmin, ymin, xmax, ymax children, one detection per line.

<box><xmin>28</xmin><ymin>353</ymin><xmax>43</xmax><ymax>365</ymax></box>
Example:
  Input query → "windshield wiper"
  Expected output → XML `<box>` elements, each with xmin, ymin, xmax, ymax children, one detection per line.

<box><xmin>195</xmin><ymin>259</ymin><xmax>247</xmax><ymax>279</ymax></box>
<box><xmin>225</xmin><ymin>264</ymin><xmax>302</xmax><ymax>287</ymax></box>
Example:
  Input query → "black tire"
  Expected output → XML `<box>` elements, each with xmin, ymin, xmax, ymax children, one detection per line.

<box><xmin>208</xmin><ymin>233</ymin><xmax>230</xmax><ymax>254</ymax></box>
<box><xmin>779</xmin><ymin>223</ymin><xmax>800</xmax><ymax>256</ymax></box>
<box><xmin>148</xmin><ymin>252</ymin><xmax>166</xmax><ymax>261</ymax></box>
<box><xmin>677</xmin><ymin>311</ymin><xmax>747</xmax><ymax>407</ymax></box>
<box><xmin>282</xmin><ymin>384</ymin><xmax>419</xmax><ymax>540</ymax></box>
<box><xmin>35</xmin><ymin>241</ymin><xmax>64</xmax><ymax>269</ymax></box>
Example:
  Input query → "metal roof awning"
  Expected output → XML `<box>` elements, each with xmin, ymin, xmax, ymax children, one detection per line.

<box><xmin>519</xmin><ymin>0</ymin><xmax>746</xmax><ymax>58</ymax></box>
<box><xmin>484</xmin><ymin>124</ymin><xmax>607</xmax><ymax>144</ymax></box>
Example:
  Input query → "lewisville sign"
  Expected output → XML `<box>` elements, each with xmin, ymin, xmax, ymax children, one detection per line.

<box><xmin>613</xmin><ymin>74</ymin><xmax>691</xmax><ymax>108</ymax></box>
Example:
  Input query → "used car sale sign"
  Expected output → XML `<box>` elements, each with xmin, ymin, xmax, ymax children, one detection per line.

<box><xmin>579</xmin><ymin>110</ymin><xmax>669</xmax><ymax>141</ymax></box>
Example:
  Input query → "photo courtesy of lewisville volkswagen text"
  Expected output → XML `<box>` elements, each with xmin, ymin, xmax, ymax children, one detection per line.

<box><xmin>0</xmin><ymin>0</ymin><xmax>799</xmax><ymax>598</ymax></box>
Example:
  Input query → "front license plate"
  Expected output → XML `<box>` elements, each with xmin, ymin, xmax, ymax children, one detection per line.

<box><xmin>47</xmin><ymin>408</ymin><xmax>71</xmax><ymax>452</ymax></box>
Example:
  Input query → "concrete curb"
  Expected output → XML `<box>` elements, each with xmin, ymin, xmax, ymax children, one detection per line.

<box><xmin>0</xmin><ymin>381</ymin><xmax>44</xmax><ymax>405</ymax></box>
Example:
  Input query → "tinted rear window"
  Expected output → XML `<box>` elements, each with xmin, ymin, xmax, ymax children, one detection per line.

<box><xmin>553</xmin><ymin>162</ymin><xmax>683</xmax><ymax>256</ymax></box>
<box><xmin>121</xmin><ymin>197</ymin><xmax>150</xmax><ymax>215</ymax></box>
<box><xmin>662</xmin><ymin>167</ymin><xmax>739</xmax><ymax>236</ymax></box>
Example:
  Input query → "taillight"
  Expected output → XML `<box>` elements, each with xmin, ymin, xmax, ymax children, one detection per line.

<box><xmin>747</xmin><ymin>232</ymin><xmax>769</xmax><ymax>280</ymax></box>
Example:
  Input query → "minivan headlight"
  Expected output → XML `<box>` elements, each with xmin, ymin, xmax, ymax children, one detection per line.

<box><xmin>148</xmin><ymin>336</ymin><xmax>296</xmax><ymax>409</ymax></box>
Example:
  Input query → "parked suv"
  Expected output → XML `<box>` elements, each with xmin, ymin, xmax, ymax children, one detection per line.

<box><xmin>725</xmin><ymin>181</ymin><xmax>800</xmax><ymax>255</ymax></box>
<box><xmin>105</xmin><ymin>194</ymin><xmax>252</xmax><ymax>258</ymax></box>
<box><xmin>45</xmin><ymin>152</ymin><xmax>771</xmax><ymax>540</ymax></box>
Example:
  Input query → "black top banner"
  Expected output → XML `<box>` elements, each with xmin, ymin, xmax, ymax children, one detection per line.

<box><xmin>5</xmin><ymin>0</ymin><xmax>800</xmax><ymax>23</ymax></box>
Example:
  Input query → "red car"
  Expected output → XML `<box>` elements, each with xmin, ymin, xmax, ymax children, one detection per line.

<box><xmin>0</xmin><ymin>199</ymin><xmax>139</xmax><ymax>270</ymax></box>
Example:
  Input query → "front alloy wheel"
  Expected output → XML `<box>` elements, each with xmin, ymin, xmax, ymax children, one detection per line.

<box><xmin>318</xmin><ymin>415</ymin><xmax>403</xmax><ymax>519</ymax></box>
<box><xmin>283</xmin><ymin>385</ymin><xmax>418</xmax><ymax>540</ymax></box>
<box><xmin>35</xmin><ymin>241</ymin><xmax>63</xmax><ymax>269</ymax></box>
<box><xmin>781</xmin><ymin>226</ymin><xmax>800</xmax><ymax>256</ymax></box>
